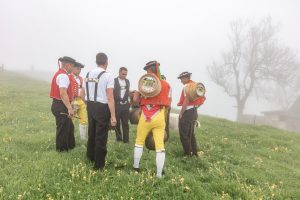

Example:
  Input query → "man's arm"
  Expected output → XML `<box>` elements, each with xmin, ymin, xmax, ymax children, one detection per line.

<box><xmin>79</xmin><ymin>87</ymin><xmax>86</xmax><ymax>101</ymax></box>
<box><xmin>133</xmin><ymin>91</ymin><xmax>141</xmax><ymax>106</ymax></box>
<box><xmin>107</xmin><ymin>88</ymin><xmax>117</xmax><ymax>126</ymax></box>
<box><xmin>179</xmin><ymin>97</ymin><xmax>189</xmax><ymax>119</ymax></box>
<box><xmin>59</xmin><ymin>88</ymin><xmax>74</xmax><ymax>117</ymax></box>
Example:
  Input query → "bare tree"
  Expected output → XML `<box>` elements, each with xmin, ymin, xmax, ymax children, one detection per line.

<box><xmin>207</xmin><ymin>17</ymin><xmax>300</xmax><ymax>121</ymax></box>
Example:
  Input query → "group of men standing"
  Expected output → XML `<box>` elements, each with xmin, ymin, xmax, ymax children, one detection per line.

<box><xmin>50</xmin><ymin>52</ymin><xmax>205</xmax><ymax>178</ymax></box>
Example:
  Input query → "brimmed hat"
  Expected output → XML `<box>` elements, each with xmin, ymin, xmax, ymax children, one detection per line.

<box><xmin>177</xmin><ymin>71</ymin><xmax>192</xmax><ymax>79</ymax></box>
<box><xmin>58</xmin><ymin>56</ymin><xmax>76</xmax><ymax>64</ymax></box>
<box><xmin>74</xmin><ymin>62</ymin><xmax>84</xmax><ymax>68</ymax></box>
<box><xmin>143</xmin><ymin>61</ymin><xmax>160</xmax><ymax>70</ymax></box>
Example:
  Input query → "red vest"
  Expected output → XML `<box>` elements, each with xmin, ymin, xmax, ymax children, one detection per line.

<box><xmin>140</xmin><ymin>79</ymin><xmax>171</xmax><ymax>106</ymax></box>
<box><xmin>177</xmin><ymin>80</ymin><xmax>206</xmax><ymax>106</ymax></box>
<box><xmin>69</xmin><ymin>74</ymin><xmax>83</xmax><ymax>98</ymax></box>
<box><xmin>50</xmin><ymin>68</ymin><xmax>73</xmax><ymax>101</ymax></box>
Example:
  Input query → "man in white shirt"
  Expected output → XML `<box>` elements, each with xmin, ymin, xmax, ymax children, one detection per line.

<box><xmin>85</xmin><ymin>52</ymin><xmax>117</xmax><ymax>170</ymax></box>
<box><xmin>113</xmin><ymin>67</ymin><xmax>130</xmax><ymax>143</ymax></box>
<box><xmin>50</xmin><ymin>56</ymin><xmax>76</xmax><ymax>152</ymax></box>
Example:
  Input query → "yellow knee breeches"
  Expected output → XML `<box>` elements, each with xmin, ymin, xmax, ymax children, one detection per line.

<box><xmin>73</xmin><ymin>97</ymin><xmax>88</xmax><ymax>125</ymax></box>
<box><xmin>135</xmin><ymin>107</ymin><xmax>166</xmax><ymax>151</ymax></box>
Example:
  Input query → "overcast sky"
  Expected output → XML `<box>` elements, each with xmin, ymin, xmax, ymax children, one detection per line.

<box><xmin>1</xmin><ymin>0</ymin><xmax>299</xmax><ymax>120</ymax></box>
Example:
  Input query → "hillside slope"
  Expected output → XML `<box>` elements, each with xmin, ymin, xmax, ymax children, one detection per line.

<box><xmin>0</xmin><ymin>71</ymin><xmax>299</xmax><ymax>199</ymax></box>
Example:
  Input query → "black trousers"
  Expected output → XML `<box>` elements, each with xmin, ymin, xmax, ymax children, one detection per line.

<box><xmin>86</xmin><ymin>101</ymin><xmax>110</xmax><ymax>169</ymax></box>
<box><xmin>178</xmin><ymin>108</ymin><xmax>198</xmax><ymax>156</ymax></box>
<box><xmin>51</xmin><ymin>99</ymin><xmax>75</xmax><ymax>152</ymax></box>
<box><xmin>165</xmin><ymin>107</ymin><xmax>171</xmax><ymax>139</ymax></box>
<box><xmin>115</xmin><ymin>104</ymin><xmax>130</xmax><ymax>143</ymax></box>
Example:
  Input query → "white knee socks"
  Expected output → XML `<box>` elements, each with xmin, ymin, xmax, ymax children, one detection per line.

<box><xmin>133</xmin><ymin>146</ymin><xmax>143</xmax><ymax>169</ymax></box>
<box><xmin>133</xmin><ymin>146</ymin><xmax>166</xmax><ymax>178</ymax></box>
<box><xmin>79</xmin><ymin>124</ymin><xmax>87</xmax><ymax>140</ymax></box>
<box><xmin>156</xmin><ymin>151</ymin><xmax>165</xmax><ymax>178</ymax></box>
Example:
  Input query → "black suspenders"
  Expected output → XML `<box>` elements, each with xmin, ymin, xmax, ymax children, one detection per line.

<box><xmin>85</xmin><ymin>71</ymin><xmax>106</xmax><ymax>102</ymax></box>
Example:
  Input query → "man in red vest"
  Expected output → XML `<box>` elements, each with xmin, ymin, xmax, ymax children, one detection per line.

<box><xmin>50</xmin><ymin>56</ymin><xmax>76</xmax><ymax>152</ymax></box>
<box><xmin>133</xmin><ymin>61</ymin><xmax>171</xmax><ymax>178</ymax></box>
<box><xmin>69</xmin><ymin>62</ymin><xmax>88</xmax><ymax>140</ymax></box>
<box><xmin>177</xmin><ymin>71</ymin><xmax>205</xmax><ymax>156</ymax></box>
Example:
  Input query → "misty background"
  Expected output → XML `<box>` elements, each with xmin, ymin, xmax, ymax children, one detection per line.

<box><xmin>1</xmin><ymin>0</ymin><xmax>299</xmax><ymax>121</ymax></box>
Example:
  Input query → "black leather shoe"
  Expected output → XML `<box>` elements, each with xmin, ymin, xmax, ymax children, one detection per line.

<box><xmin>133</xmin><ymin>167</ymin><xmax>140</xmax><ymax>172</ymax></box>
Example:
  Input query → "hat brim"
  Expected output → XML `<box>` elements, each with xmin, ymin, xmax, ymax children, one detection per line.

<box><xmin>73</xmin><ymin>61</ymin><xmax>84</xmax><ymax>68</ymax></box>
<box><xmin>59</xmin><ymin>58</ymin><xmax>76</xmax><ymax>64</ymax></box>
<box><xmin>74</xmin><ymin>65</ymin><xmax>84</xmax><ymax>68</ymax></box>
<box><xmin>143</xmin><ymin>61</ymin><xmax>160</xmax><ymax>70</ymax></box>
<box><xmin>177</xmin><ymin>73</ymin><xmax>192</xmax><ymax>79</ymax></box>
<box><xmin>143</xmin><ymin>65</ymin><xmax>155</xmax><ymax>70</ymax></box>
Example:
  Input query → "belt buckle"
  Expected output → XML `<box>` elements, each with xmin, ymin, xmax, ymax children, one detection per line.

<box><xmin>120</xmin><ymin>101</ymin><xmax>127</xmax><ymax>105</ymax></box>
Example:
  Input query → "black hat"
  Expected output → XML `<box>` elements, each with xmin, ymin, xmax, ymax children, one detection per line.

<box><xmin>177</xmin><ymin>71</ymin><xmax>192</xmax><ymax>79</ymax></box>
<box><xmin>74</xmin><ymin>62</ymin><xmax>84</xmax><ymax>68</ymax></box>
<box><xmin>143</xmin><ymin>61</ymin><xmax>160</xmax><ymax>70</ymax></box>
<box><xmin>58</xmin><ymin>56</ymin><xmax>76</xmax><ymax>64</ymax></box>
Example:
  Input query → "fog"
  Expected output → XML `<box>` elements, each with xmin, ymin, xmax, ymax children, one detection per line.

<box><xmin>1</xmin><ymin>0</ymin><xmax>299</xmax><ymax>121</ymax></box>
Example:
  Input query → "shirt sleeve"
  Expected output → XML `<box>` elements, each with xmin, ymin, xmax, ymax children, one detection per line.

<box><xmin>168</xmin><ymin>87</ymin><xmax>172</xmax><ymax>98</ymax></box>
<box><xmin>107</xmin><ymin>73</ymin><xmax>114</xmax><ymax>89</ymax></box>
<box><xmin>56</xmin><ymin>74</ymin><xmax>70</xmax><ymax>88</ymax></box>
<box><xmin>183</xmin><ymin>85</ymin><xmax>187</xmax><ymax>97</ymax></box>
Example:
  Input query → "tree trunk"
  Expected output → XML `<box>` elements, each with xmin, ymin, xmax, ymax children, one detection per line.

<box><xmin>236</xmin><ymin>101</ymin><xmax>245</xmax><ymax>122</ymax></box>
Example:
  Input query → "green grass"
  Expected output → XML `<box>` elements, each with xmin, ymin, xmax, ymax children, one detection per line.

<box><xmin>0</xmin><ymin>71</ymin><xmax>300</xmax><ymax>199</ymax></box>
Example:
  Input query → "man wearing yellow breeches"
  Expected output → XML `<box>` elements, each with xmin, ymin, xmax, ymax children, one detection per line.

<box><xmin>70</xmin><ymin>62</ymin><xmax>88</xmax><ymax>140</ymax></box>
<box><xmin>133</xmin><ymin>61</ymin><xmax>171</xmax><ymax>178</ymax></box>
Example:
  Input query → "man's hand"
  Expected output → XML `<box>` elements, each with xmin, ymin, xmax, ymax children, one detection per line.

<box><xmin>179</xmin><ymin>112</ymin><xmax>183</xmax><ymax>119</ymax></box>
<box><xmin>68</xmin><ymin>108</ymin><xmax>75</xmax><ymax>118</ymax></box>
<box><xmin>110</xmin><ymin>116</ymin><xmax>117</xmax><ymax>127</ymax></box>
<box><xmin>133</xmin><ymin>91</ymin><xmax>141</xmax><ymax>106</ymax></box>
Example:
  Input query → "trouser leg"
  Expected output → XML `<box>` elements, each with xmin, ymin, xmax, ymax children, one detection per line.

<box><xmin>121</xmin><ymin>109</ymin><xmax>130</xmax><ymax>143</ymax></box>
<box><xmin>115</xmin><ymin>107</ymin><xmax>123</xmax><ymax>141</ymax></box>
<box><xmin>77</xmin><ymin>98</ymin><xmax>88</xmax><ymax>140</ymax></box>
<box><xmin>52</xmin><ymin>100</ymin><xmax>73</xmax><ymax>152</ymax></box>
<box><xmin>190</xmin><ymin>110</ymin><xmax>199</xmax><ymax>155</ymax></box>
<box><xmin>134</xmin><ymin>114</ymin><xmax>151</xmax><ymax>169</ymax></box>
<box><xmin>86</xmin><ymin>102</ymin><xmax>96</xmax><ymax>161</ymax></box>
<box><xmin>94</xmin><ymin>103</ymin><xmax>110</xmax><ymax>169</ymax></box>
<box><xmin>68</xmin><ymin>119</ymin><xmax>75</xmax><ymax>149</ymax></box>
<box><xmin>165</xmin><ymin>107</ymin><xmax>171</xmax><ymax>139</ymax></box>
<box><xmin>179</xmin><ymin>109</ymin><xmax>194</xmax><ymax>155</ymax></box>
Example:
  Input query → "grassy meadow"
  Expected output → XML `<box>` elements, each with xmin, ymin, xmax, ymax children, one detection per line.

<box><xmin>0</xmin><ymin>71</ymin><xmax>300</xmax><ymax>199</ymax></box>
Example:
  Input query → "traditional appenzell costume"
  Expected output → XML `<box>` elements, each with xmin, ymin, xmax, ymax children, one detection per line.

<box><xmin>133</xmin><ymin>61</ymin><xmax>171</xmax><ymax>178</ymax></box>
<box><xmin>50</xmin><ymin>56</ymin><xmax>76</xmax><ymax>152</ymax></box>
<box><xmin>69</xmin><ymin>62</ymin><xmax>88</xmax><ymax>140</ymax></box>
<box><xmin>177</xmin><ymin>72</ymin><xmax>206</xmax><ymax>156</ymax></box>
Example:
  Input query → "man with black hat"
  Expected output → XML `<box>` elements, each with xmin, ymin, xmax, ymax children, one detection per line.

<box><xmin>85</xmin><ymin>52</ymin><xmax>117</xmax><ymax>170</ymax></box>
<box><xmin>177</xmin><ymin>71</ymin><xmax>205</xmax><ymax>156</ymax></box>
<box><xmin>69</xmin><ymin>62</ymin><xmax>88</xmax><ymax>140</ymax></box>
<box><xmin>50</xmin><ymin>56</ymin><xmax>76</xmax><ymax>152</ymax></box>
<box><xmin>132</xmin><ymin>61</ymin><xmax>171</xmax><ymax>178</ymax></box>
<box><xmin>113</xmin><ymin>67</ymin><xmax>130</xmax><ymax>143</ymax></box>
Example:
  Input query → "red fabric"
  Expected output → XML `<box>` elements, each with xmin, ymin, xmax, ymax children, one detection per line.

<box><xmin>50</xmin><ymin>68</ymin><xmax>73</xmax><ymax>101</ymax></box>
<box><xmin>69</xmin><ymin>75</ymin><xmax>83</xmax><ymax>98</ymax></box>
<box><xmin>177</xmin><ymin>80</ymin><xmax>206</xmax><ymax>106</ymax></box>
<box><xmin>141</xmin><ymin>105</ymin><xmax>160</xmax><ymax>121</ymax></box>
<box><xmin>140</xmin><ymin>79</ymin><xmax>171</xmax><ymax>106</ymax></box>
